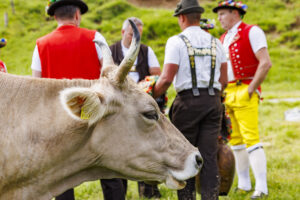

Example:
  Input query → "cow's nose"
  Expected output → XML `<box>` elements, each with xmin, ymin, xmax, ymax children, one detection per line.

<box><xmin>195</xmin><ymin>154</ymin><xmax>203</xmax><ymax>169</ymax></box>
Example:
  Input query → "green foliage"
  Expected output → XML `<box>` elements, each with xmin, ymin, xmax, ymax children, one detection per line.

<box><xmin>0</xmin><ymin>0</ymin><xmax>299</xmax><ymax>92</ymax></box>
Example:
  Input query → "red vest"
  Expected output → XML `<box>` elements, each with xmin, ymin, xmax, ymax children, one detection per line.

<box><xmin>220</xmin><ymin>22</ymin><xmax>259</xmax><ymax>84</ymax></box>
<box><xmin>37</xmin><ymin>25</ymin><xmax>101</xmax><ymax>79</ymax></box>
<box><xmin>0</xmin><ymin>60</ymin><xmax>6</xmax><ymax>73</ymax></box>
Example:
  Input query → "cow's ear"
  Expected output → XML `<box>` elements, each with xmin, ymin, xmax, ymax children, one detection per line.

<box><xmin>60</xmin><ymin>87</ymin><xmax>105</xmax><ymax>124</ymax></box>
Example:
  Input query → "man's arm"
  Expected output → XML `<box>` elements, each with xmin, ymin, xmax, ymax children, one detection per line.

<box><xmin>149</xmin><ymin>67</ymin><xmax>161</xmax><ymax>76</ymax></box>
<box><xmin>31</xmin><ymin>45</ymin><xmax>42</xmax><ymax>78</ymax></box>
<box><xmin>153</xmin><ymin>63</ymin><xmax>178</xmax><ymax>98</ymax></box>
<box><xmin>219</xmin><ymin>62</ymin><xmax>228</xmax><ymax>91</ymax></box>
<box><xmin>248</xmin><ymin>47</ymin><xmax>272</xmax><ymax>97</ymax></box>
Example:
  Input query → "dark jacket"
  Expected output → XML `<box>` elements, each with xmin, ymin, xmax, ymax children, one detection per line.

<box><xmin>109</xmin><ymin>40</ymin><xmax>150</xmax><ymax>82</ymax></box>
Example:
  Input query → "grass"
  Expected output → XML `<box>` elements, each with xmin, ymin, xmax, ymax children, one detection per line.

<box><xmin>71</xmin><ymin>101</ymin><xmax>300</xmax><ymax>200</ymax></box>
<box><xmin>1</xmin><ymin>0</ymin><xmax>300</xmax><ymax>92</ymax></box>
<box><xmin>1</xmin><ymin>0</ymin><xmax>300</xmax><ymax>199</ymax></box>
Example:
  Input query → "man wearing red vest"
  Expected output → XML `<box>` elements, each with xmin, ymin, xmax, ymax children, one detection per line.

<box><xmin>31</xmin><ymin>0</ymin><xmax>107</xmax><ymax>79</ymax></box>
<box><xmin>31</xmin><ymin>0</ymin><xmax>108</xmax><ymax>200</ymax></box>
<box><xmin>213</xmin><ymin>1</ymin><xmax>272</xmax><ymax>199</ymax></box>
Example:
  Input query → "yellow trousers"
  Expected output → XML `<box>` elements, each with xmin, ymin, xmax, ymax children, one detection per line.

<box><xmin>225</xmin><ymin>82</ymin><xmax>260</xmax><ymax>148</ymax></box>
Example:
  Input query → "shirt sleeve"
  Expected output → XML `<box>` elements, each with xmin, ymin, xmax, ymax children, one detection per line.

<box><xmin>164</xmin><ymin>36</ymin><xmax>181</xmax><ymax>65</ymax></box>
<box><xmin>94</xmin><ymin>32</ymin><xmax>110</xmax><ymax>60</ymax></box>
<box><xmin>216</xmin><ymin>39</ymin><xmax>227</xmax><ymax>63</ymax></box>
<box><xmin>147</xmin><ymin>46</ymin><xmax>160</xmax><ymax>68</ymax></box>
<box><xmin>249</xmin><ymin>26</ymin><xmax>268</xmax><ymax>53</ymax></box>
<box><xmin>3</xmin><ymin>62</ymin><xmax>7</xmax><ymax>72</ymax></box>
<box><xmin>31</xmin><ymin>45</ymin><xmax>42</xmax><ymax>72</ymax></box>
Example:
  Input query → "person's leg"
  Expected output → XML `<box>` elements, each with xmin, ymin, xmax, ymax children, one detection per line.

<box><xmin>228</xmin><ymin>110</ymin><xmax>251</xmax><ymax>191</ymax></box>
<box><xmin>138</xmin><ymin>181</ymin><xmax>161</xmax><ymax>199</ymax></box>
<box><xmin>100</xmin><ymin>179</ymin><xmax>126</xmax><ymax>200</ymax></box>
<box><xmin>171</xmin><ymin>94</ymin><xmax>202</xmax><ymax>200</ymax></box>
<box><xmin>55</xmin><ymin>189</ymin><xmax>74</xmax><ymax>200</ymax></box>
<box><xmin>248</xmin><ymin>147</ymin><xmax>268</xmax><ymax>196</ymax></box>
<box><xmin>196</xmin><ymin>94</ymin><xmax>221</xmax><ymax>200</ymax></box>
<box><xmin>231</xmin><ymin>145</ymin><xmax>251</xmax><ymax>191</ymax></box>
<box><xmin>233</xmin><ymin>87</ymin><xmax>268</xmax><ymax>196</ymax></box>
<box><xmin>177</xmin><ymin>178</ymin><xmax>196</xmax><ymax>200</ymax></box>
<box><xmin>226</xmin><ymin>83</ymin><xmax>252</xmax><ymax>192</ymax></box>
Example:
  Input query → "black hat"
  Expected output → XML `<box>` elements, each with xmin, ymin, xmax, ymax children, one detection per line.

<box><xmin>47</xmin><ymin>0</ymin><xmax>88</xmax><ymax>16</ymax></box>
<box><xmin>212</xmin><ymin>0</ymin><xmax>247</xmax><ymax>15</ymax></box>
<box><xmin>173</xmin><ymin>0</ymin><xmax>205</xmax><ymax>17</ymax></box>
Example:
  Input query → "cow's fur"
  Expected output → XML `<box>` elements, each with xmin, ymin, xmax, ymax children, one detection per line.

<box><xmin>0</xmin><ymin>20</ymin><xmax>201</xmax><ymax>200</ymax></box>
<box><xmin>0</xmin><ymin>71</ymin><xmax>200</xmax><ymax>200</ymax></box>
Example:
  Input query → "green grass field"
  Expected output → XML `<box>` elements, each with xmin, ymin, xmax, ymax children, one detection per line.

<box><xmin>1</xmin><ymin>0</ymin><xmax>300</xmax><ymax>199</ymax></box>
<box><xmin>71</xmin><ymin>100</ymin><xmax>300</xmax><ymax>200</ymax></box>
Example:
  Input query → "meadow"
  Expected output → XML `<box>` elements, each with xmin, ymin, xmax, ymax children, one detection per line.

<box><xmin>0</xmin><ymin>0</ymin><xmax>299</xmax><ymax>199</ymax></box>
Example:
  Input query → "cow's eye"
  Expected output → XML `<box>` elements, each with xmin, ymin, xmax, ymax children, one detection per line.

<box><xmin>142</xmin><ymin>111</ymin><xmax>159</xmax><ymax>121</ymax></box>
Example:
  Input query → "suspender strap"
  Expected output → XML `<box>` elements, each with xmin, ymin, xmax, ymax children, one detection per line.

<box><xmin>209</xmin><ymin>37</ymin><xmax>217</xmax><ymax>95</ymax></box>
<box><xmin>179</xmin><ymin>34</ymin><xmax>217</xmax><ymax>96</ymax></box>
<box><xmin>178</xmin><ymin>34</ymin><xmax>199</xmax><ymax>96</ymax></box>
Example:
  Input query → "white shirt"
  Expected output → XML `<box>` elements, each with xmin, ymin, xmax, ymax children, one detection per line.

<box><xmin>164</xmin><ymin>26</ymin><xmax>227</xmax><ymax>92</ymax></box>
<box><xmin>31</xmin><ymin>32</ymin><xmax>108</xmax><ymax>72</ymax></box>
<box><xmin>121</xmin><ymin>41</ymin><xmax>160</xmax><ymax>83</ymax></box>
<box><xmin>0</xmin><ymin>62</ymin><xmax>7</xmax><ymax>72</ymax></box>
<box><xmin>223</xmin><ymin>21</ymin><xmax>268</xmax><ymax>81</ymax></box>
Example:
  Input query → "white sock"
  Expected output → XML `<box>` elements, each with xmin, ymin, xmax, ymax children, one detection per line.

<box><xmin>233</xmin><ymin>148</ymin><xmax>251</xmax><ymax>191</ymax></box>
<box><xmin>249</xmin><ymin>148</ymin><xmax>268</xmax><ymax>194</ymax></box>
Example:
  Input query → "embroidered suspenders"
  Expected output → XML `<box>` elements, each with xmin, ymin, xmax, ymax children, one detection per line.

<box><xmin>179</xmin><ymin>34</ymin><xmax>217</xmax><ymax>96</ymax></box>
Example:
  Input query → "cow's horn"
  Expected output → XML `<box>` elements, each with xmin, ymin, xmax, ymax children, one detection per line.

<box><xmin>115</xmin><ymin>19</ymin><xmax>141</xmax><ymax>84</ymax></box>
<box><xmin>93</xmin><ymin>39</ymin><xmax>115</xmax><ymax>78</ymax></box>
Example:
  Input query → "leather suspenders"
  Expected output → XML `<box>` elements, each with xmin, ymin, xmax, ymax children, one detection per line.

<box><xmin>179</xmin><ymin>34</ymin><xmax>217</xmax><ymax>96</ymax></box>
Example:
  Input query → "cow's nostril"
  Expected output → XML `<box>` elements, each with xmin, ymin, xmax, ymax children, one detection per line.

<box><xmin>195</xmin><ymin>154</ymin><xmax>203</xmax><ymax>168</ymax></box>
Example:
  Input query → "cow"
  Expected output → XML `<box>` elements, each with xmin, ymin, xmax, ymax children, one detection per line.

<box><xmin>0</xmin><ymin>20</ymin><xmax>202</xmax><ymax>200</ymax></box>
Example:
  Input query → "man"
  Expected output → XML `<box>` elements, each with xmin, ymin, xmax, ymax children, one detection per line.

<box><xmin>153</xmin><ymin>0</ymin><xmax>228</xmax><ymax>199</ymax></box>
<box><xmin>100</xmin><ymin>17</ymin><xmax>162</xmax><ymax>200</ymax></box>
<box><xmin>213</xmin><ymin>1</ymin><xmax>272</xmax><ymax>199</ymax></box>
<box><xmin>0</xmin><ymin>38</ymin><xmax>7</xmax><ymax>73</ymax></box>
<box><xmin>31</xmin><ymin>0</ymin><xmax>108</xmax><ymax>199</ymax></box>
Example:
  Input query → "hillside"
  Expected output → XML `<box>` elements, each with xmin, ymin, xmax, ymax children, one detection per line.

<box><xmin>0</xmin><ymin>0</ymin><xmax>299</xmax><ymax>95</ymax></box>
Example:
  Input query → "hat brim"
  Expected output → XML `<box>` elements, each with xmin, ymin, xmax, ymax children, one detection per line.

<box><xmin>212</xmin><ymin>5</ymin><xmax>246</xmax><ymax>15</ymax></box>
<box><xmin>47</xmin><ymin>0</ymin><xmax>88</xmax><ymax>16</ymax></box>
<box><xmin>174</xmin><ymin>6</ymin><xmax>205</xmax><ymax>17</ymax></box>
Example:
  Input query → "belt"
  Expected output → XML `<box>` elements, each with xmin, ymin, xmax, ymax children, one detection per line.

<box><xmin>178</xmin><ymin>88</ymin><xmax>220</xmax><ymax>96</ymax></box>
<box><xmin>229</xmin><ymin>79</ymin><xmax>252</xmax><ymax>85</ymax></box>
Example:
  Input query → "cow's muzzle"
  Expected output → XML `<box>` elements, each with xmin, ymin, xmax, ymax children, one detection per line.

<box><xmin>166</xmin><ymin>151</ymin><xmax>203</xmax><ymax>190</ymax></box>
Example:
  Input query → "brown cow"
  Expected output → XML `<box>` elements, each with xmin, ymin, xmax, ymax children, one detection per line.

<box><xmin>0</xmin><ymin>20</ymin><xmax>202</xmax><ymax>200</ymax></box>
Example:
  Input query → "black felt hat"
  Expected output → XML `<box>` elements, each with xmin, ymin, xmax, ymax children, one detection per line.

<box><xmin>47</xmin><ymin>0</ymin><xmax>88</xmax><ymax>16</ymax></box>
<box><xmin>173</xmin><ymin>0</ymin><xmax>205</xmax><ymax>17</ymax></box>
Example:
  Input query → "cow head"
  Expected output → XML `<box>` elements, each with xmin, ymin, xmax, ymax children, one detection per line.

<box><xmin>59</xmin><ymin>20</ymin><xmax>202</xmax><ymax>189</ymax></box>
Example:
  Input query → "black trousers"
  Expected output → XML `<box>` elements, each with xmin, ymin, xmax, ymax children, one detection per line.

<box><xmin>100</xmin><ymin>179</ymin><xmax>161</xmax><ymax>199</ymax></box>
<box><xmin>171</xmin><ymin>89</ymin><xmax>222</xmax><ymax>200</ymax></box>
<box><xmin>55</xmin><ymin>189</ymin><xmax>74</xmax><ymax>200</ymax></box>
<box><xmin>100</xmin><ymin>179</ymin><xmax>126</xmax><ymax>200</ymax></box>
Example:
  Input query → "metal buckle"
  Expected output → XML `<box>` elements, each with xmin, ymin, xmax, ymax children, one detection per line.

<box><xmin>208</xmin><ymin>87</ymin><xmax>215</xmax><ymax>96</ymax></box>
<box><xmin>192</xmin><ymin>88</ymin><xmax>200</xmax><ymax>96</ymax></box>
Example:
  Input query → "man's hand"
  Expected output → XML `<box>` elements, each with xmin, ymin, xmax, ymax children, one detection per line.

<box><xmin>153</xmin><ymin>63</ymin><xmax>178</xmax><ymax>98</ymax></box>
<box><xmin>248</xmin><ymin>47</ymin><xmax>272</xmax><ymax>97</ymax></box>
